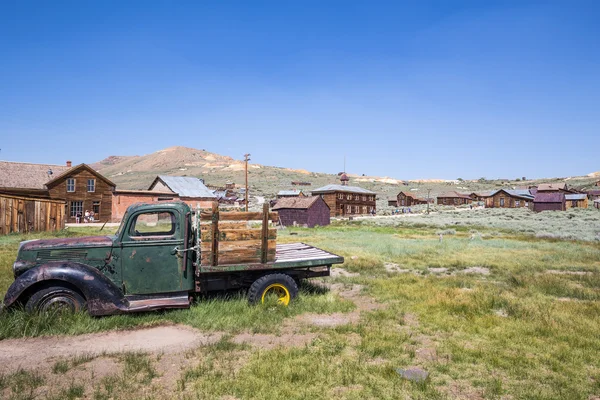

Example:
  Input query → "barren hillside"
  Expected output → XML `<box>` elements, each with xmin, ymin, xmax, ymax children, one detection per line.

<box><xmin>92</xmin><ymin>146</ymin><xmax>599</xmax><ymax>209</ymax></box>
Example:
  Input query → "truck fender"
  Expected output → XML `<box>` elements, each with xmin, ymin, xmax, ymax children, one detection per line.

<box><xmin>3</xmin><ymin>261</ymin><xmax>128</xmax><ymax>316</ymax></box>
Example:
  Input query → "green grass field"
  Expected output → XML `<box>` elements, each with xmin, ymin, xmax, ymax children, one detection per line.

<box><xmin>1</xmin><ymin>221</ymin><xmax>599</xmax><ymax>399</ymax></box>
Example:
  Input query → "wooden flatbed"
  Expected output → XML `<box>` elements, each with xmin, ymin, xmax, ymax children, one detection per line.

<box><xmin>274</xmin><ymin>243</ymin><xmax>343</xmax><ymax>268</ymax></box>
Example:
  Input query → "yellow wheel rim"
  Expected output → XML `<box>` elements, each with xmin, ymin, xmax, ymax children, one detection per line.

<box><xmin>261</xmin><ymin>283</ymin><xmax>291</xmax><ymax>306</ymax></box>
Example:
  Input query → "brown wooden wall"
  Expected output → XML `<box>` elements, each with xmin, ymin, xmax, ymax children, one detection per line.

<box><xmin>437</xmin><ymin>197</ymin><xmax>472</xmax><ymax>206</ymax></box>
<box><xmin>319</xmin><ymin>192</ymin><xmax>376</xmax><ymax>217</ymax></box>
<box><xmin>0</xmin><ymin>194</ymin><xmax>65</xmax><ymax>235</ymax></box>
<box><xmin>489</xmin><ymin>192</ymin><xmax>531</xmax><ymax>208</ymax></box>
<box><xmin>48</xmin><ymin>169</ymin><xmax>114</xmax><ymax>222</ymax></box>
<box><xmin>566</xmin><ymin>198</ymin><xmax>588</xmax><ymax>209</ymax></box>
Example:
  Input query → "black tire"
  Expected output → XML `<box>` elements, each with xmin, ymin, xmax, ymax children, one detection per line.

<box><xmin>248</xmin><ymin>274</ymin><xmax>298</xmax><ymax>306</ymax></box>
<box><xmin>25</xmin><ymin>285</ymin><xmax>86</xmax><ymax>313</ymax></box>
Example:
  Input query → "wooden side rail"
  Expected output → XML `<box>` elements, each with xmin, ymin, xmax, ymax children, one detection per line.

<box><xmin>200</xmin><ymin>202</ymin><xmax>278</xmax><ymax>266</ymax></box>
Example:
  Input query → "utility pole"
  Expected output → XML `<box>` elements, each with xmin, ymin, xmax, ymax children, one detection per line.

<box><xmin>244</xmin><ymin>153</ymin><xmax>251</xmax><ymax>212</ymax></box>
<box><xmin>427</xmin><ymin>188</ymin><xmax>431</xmax><ymax>214</ymax></box>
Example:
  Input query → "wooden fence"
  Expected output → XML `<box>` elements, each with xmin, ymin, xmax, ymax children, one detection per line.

<box><xmin>200</xmin><ymin>202</ymin><xmax>279</xmax><ymax>266</ymax></box>
<box><xmin>0</xmin><ymin>194</ymin><xmax>66</xmax><ymax>235</ymax></box>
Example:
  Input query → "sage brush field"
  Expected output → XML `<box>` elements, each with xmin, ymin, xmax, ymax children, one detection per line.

<box><xmin>0</xmin><ymin>217</ymin><xmax>599</xmax><ymax>399</ymax></box>
<box><xmin>361</xmin><ymin>206</ymin><xmax>600</xmax><ymax>242</ymax></box>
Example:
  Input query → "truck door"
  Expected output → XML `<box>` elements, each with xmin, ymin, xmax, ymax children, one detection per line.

<box><xmin>120</xmin><ymin>209</ymin><xmax>185</xmax><ymax>295</ymax></box>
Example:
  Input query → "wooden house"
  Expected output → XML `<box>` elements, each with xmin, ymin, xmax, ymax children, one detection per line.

<box><xmin>470</xmin><ymin>191</ymin><xmax>495</xmax><ymax>207</ymax></box>
<box><xmin>0</xmin><ymin>160</ymin><xmax>71</xmax><ymax>198</ymax></box>
<box><xmin>565</xmin><ymin>194</ymin><xmax>588</xmax><ymax>209</ymax></box>
<box><xmin>586</xmin><ymin>190</ymin><xmax>600</xmax><ymax>201</ymax></box>
<box><xmin>537</xmin><ymin>183</ymin><xmax>574</xmax><ymax>193</ymax></box>
<box><xmin>272</xmin><ymin>196</ymin><xmax>330</xmax><ymax>227</ymax></box>
<box><xmin>533</xmin><ymin>192</ymin><xmax>566</xmax><ymax>212</ymax></box>
<box><xmin>46</xmin><ymin>164</ymin><xmax>116</xmax><ymax>223</ymax></box>
<box><xmin>291</xmin><ymin>181</ymin><xmax>312</xmax><ymax>186</ymax></box>
<box><xmin>388</xmin><ymin>199</ymin><xmax>398</xmax><ymax>207</ymax></box>
<box><xmin>311</xmin><ymin>175</ymin><xmax>376</xmax><ymax>217</ymax></box>
<box><xmin>397</xmin><ymin>191</ymin><xmax>429</xmax><ymax>207</ymax></box>
<box><xmin>276</xmin><ymin>190</ymin><xmax>305</xmax><ymax>199</ymax></box>
<box><xmin>487</xmin><ymin>189</ymin><xmax>534</xmax><ymax>208</ymax></box>
<box><xmin>436</xmin><ymin>191</ymin><xmax>472</xmax><ymax>206</ymax></box>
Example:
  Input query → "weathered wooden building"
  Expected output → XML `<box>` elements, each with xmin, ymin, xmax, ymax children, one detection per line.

<box><xmin>46</xmin><ymin>164</ymin><xmax>116</xmax><ymax>223</ymax></box>
<box><xmin>0</xmin><ymin>193</ymin><xmax>65</xmax><ymax>234</ymax></box>
<box><xmin>436</xmin><ymin>191</ymin><xmax>472</xmax><ymax>206</ymax></box>
<box><xmin>487</xmin><ymin>189</ymin><xmax>534</xmax><ymax>209</ymax></box>
<box><xmin>272</xmin><ymin>196</ymin><xmax>330</xmax><ymax>227</ymax></box>
<box><xmin>311</xmin><ymin>175</ymin><xmax>376</xmax><ymax>217</ymax></box>
<box><xmin>533</xmin><ymin>192</ymin><xmax>566</xmax><ymax>212</ymax></box>
<box><xmin>276</xmin><ymin>190</ymin><xmax>305</xmax><ymax>199</ymax></box>
<box><xmin>565</xmin><ymin>194</ymin><xmax>588</xmax><ymax>209</ymax></box>
<box><xmin>396</xmin><ymin>191</ymin><xmax>429</xmax><ymax>207</ymax></box>
<box><xmin>0</xmin><ymin>161</ymin><xmax>115</xmax><ymax>223</ymax></box>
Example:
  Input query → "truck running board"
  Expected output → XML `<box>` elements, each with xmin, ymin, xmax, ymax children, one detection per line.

<box><xmin>124</xmin><ymin>293</ymin><xmax>191</xmax><ymax>313</ymax></box>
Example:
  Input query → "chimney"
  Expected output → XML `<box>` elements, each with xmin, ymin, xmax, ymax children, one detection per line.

<box><xmin>66</xmin><ymin>160</ymin><xmax>72</xmax><ymax>168</ymax></box>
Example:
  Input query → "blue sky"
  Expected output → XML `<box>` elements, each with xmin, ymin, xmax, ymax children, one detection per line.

<box><xmin>1</xmin><ymin>1</ymin><xmax>598</xmax><ymax>180</ymax></box>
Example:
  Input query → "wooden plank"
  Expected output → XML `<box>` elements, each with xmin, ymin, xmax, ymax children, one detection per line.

<box><xmin>0</xmin><ymin>197</ymin><xmax>5</xmax><ymax>235</ymax></box>
<box><xmin>211</xmin><ymin>201</ymin><xmax>219</xmax><ymax>266</ymax></box>
<box><xmin>200</xmin><ymin>228</ymin><xmax>276</xmax><ymax>242</ymax></box>
<box><xmin>201</xmin><ymin>210</ymin><xmax>279</xmax><ymax>222</ymax></box>
<box><xmin>261</xmin><ymin>203</ymin><xmax>269</xmax><ymax>263</ymax></box>
<box><xmin>201</xmin><ymin>239</ymin><xmax>276</xmax><ymax>253</ymax></box>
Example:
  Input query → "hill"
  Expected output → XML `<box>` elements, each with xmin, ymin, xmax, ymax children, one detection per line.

<box><xmin>92</xmin><ymin>146</ymin><xmax>599</xmax><ymax>210</ymax></box>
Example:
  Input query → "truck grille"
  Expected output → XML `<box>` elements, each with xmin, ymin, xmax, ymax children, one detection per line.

<box><xmin>36</xmin><ymin>249</ymin><xmax>88</xmax><ymax>261</ymax></box>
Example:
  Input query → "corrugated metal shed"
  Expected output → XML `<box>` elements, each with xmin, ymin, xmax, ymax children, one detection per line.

<box><xmin>534</xmin><ymin>192</ymin><xmax>565</xmax><ymax>203</ymax></box>
<box><xmin>311</xmin><ymin>184</ymin><xmax>376</xmax><ymax>195</ymax></box>
<box><xmin>154</xmin><ymin>176</ymin><xmax>216</xmax><ymax>198</ymax></box>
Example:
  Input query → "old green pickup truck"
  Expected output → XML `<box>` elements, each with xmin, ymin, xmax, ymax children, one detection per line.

<box><xmin>3</xmin><ymin>202</ymin><xmax>343</xmax><ymax>315</ymax></box>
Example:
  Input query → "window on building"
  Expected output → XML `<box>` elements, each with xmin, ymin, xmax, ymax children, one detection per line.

<box><xmin>362</xmin><ymin>206</ymin><xmax>367</xmax><ymax>213</ymax></box>
<box><xmin>130</xmin><ymin>211</ymin><xmax>176</xmax><ymax>237</ymax></box>
<box><xmin>87</xmin><ymin>179</ymin><xmax>95</xmax><ymax>192</ymax></box>
<box><xmin>515</xmin><ymin>200</ymin><xmax>520</xmax><ymax>207</ymax></box>
<box><xmin>347</xmin><ymin>194</ymin><xmax>352</xmax><ymax>200</ymax></box>
<box><xmin>70</xmin><ymin>201</ymin><xmax>83</xmax><ymax>217</ymax></box>
<box><xmin>572</xmin><ymin>200</ymin><xmax>577</xmax><ymax>207</ymax></box>
<box><xmin>354</xmin><ymin>195</ymin><xmax>359</xmax><ymax>201</ymax></box>
<box><xmin>67</xmin><ymin>178</ymin><xmax>75</xmax><ymax>192</ymax></box>
<box><xmin>338</xmin><ymin>193</ymin><xmax>343</xmax><ymax>200</ymax></box>
<box><xmin>346</xmin><ymin>205</ymin><xmax>351</xmax><ymax>214</ymax></box>
<box><xmin>500</xmin><ymin>198</ymin><xmax>505</xmax><ymax>207</ymax></box>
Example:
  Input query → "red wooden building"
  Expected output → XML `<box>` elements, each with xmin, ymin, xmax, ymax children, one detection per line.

<box><xmin>272</xmin><ymin>196</ymin><xmax>331</xmax><ymax>227</ymax></box>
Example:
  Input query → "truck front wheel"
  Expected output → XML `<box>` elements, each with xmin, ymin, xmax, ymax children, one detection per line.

<box><xmin>248</xmin><ymin>274</ymin><xmax>298</xmax><ymax>306</ymax></box>
<box><xmin>25</xmin><ymin>285</ymin><xmax>86</xmax><ymax>313</ymax></box>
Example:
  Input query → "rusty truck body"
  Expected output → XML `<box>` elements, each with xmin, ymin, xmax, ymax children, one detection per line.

<box><xmin>3</xmin><ymin>202</ymin><xmax>343</xmax><ymax>315</ymax></box>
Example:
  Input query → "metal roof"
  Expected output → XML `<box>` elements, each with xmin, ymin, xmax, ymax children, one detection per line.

<box><xmin>311</xmin><ymin>184</ymin><xmax>376</xmax><ymax>195</ymax></box>
<box><xmin>277</xmin><ymin>190</ymin><xmax>303</xmax><ymax>196</ymax></box>
<box><xmin>502</xmin><ymin>189</ymin><xmax>535</xmax><ymax>199</ymax></box>
<box><xmin>155</xmin><ymin>176</ymin><xmax>216</xmax><ymax>198</ymax></box>
<box><xmin>565</xmin><ymin>194</ymin><xmax>587</xmax><ymax>200</ymax></box>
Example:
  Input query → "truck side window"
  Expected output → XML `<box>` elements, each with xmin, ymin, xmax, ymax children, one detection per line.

<box><xmin>130</xmin><ymin>211</ymin><xmax>176</xmax><ymax>237</ymax></box>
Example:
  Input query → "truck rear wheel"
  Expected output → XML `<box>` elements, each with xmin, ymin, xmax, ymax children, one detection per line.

<box><xmin>248</xmin><ymin>274</ymin><xmax>298</xmax><ymax>306</ymax></box>
<box><xmin>25</xmin><ymin>285</ymin><xmax>86</xmax><ymax>313</ymax></box>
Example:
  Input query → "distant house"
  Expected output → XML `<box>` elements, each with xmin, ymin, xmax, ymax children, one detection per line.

<box><xmin>291</xmin><ymin>181</ymin><xmax>312</xmax><ymax>186</ymax></box>
<box><xmin>397</xmin><ymin>191</ymin><xmax>429</xmax><ymax>207</ymax></box>
<box><xmin>149</xmin><ymin>175</ymin><xmax>216</xmax><ymax>206</ymax></box>
<box><xmin>225</xmin><ymin>182</ymin><xmax>236</xmax><ymax>190</ymax></box>
<box><xmin>388</xmin><ymin>199</ymin><xmax>398</xmax><ymax>207</ymax></box>
<box><xmin>436</xmin><ymin>191</ymin><xmax>472</xmax><ymax>206</ymax></box>
<box><xmin>272</xmin><ymin>196</ymin><xmax>330</xmax><ymax>227</ymax></box>
<box><xmin>487</xmin><ymin>189</ymin><xmax>534</xmax><ymax>209</ymax></box>
<box><xmin>586</xmin><ymin>190</ymin><xmax>600</xmax><ymax>201</ymax></box>
<box><xmin>565</xmin><ymin>193</ymin><xmax>588</xmax><ymax>209</ymax></box>
<box><xmin>276</xmin><ymin>189</ymin><xmax>305</xmax><ymax>199</ymax></box>
<box><xmin>533</xmin><ymin>192</ymin><xmax>566</xmax><ymax>212</ymax></box>
<box><xmin>470</xmin><ymin>191</ymin><xmax>496</xmax><ymax>207</ymax></box>
<box><xmin>537</xmin><ymin>183</ymin><xmax>574</xmax><ymax>193</ymax></box>
<box><xmin>311</xmin><ymin>174</ymin><xmax>376</xmax><ymax>217</ymax></box>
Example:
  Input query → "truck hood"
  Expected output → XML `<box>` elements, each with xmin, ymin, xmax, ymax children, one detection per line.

<box><xmin>20</xmin><ymin>236</ymin><xmax>114</xmax><ymax>251</ymax></box>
